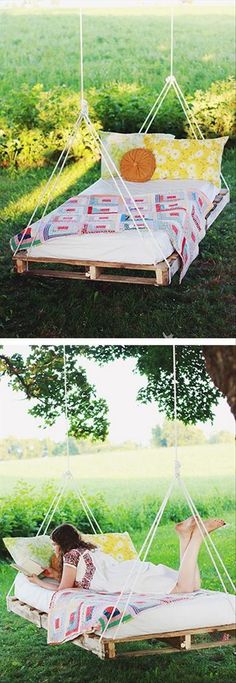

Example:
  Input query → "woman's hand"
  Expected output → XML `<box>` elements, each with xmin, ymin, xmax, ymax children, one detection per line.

<box><xmin>43</xmin><ymin>567</ymin><xmax>58</xmax><ymax>579</ymax></box>
<box><xmin>28</xmin><ymin>574</ymin><xmax>42</xmax><ymax>585</ymax></box>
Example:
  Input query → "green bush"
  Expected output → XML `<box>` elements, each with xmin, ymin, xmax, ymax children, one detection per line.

<box><xmin>0</xmin><ymin>481</ymin><xmax>234</xmax><ymax>560</ymax></box>
<box><xmin>0</xmin><ymin>482</ymin><xmax>111</xmax><ymax>559</ymax></box>
<box><xmin>0</xmin><ymin>84</ymin><xmax>101</xmax><ymax>169</ymax></box>
<box><xmin>4</xmin><ymin>83</ymin><xmax>44</xmax><ymax>130</ymax></box>
<box><xmin>186</xmin><ymin>77</ymin><xmax>236</xmax><ymax>140</ymax></box>
<box><xmin>0</xmin><ymin>78</ymin><xmax>234</xmax><ymax>169</ymax></box>
<box><xmin>88</xmin><ymin>81</ymin><xmax>185</xmax><ymax>136</ymax></box>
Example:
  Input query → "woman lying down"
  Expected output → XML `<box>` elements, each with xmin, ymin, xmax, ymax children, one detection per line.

<box><xmin>28</xmin><ymin>518</ymin><xmax>226</xmax><ymax>595</ymax></box>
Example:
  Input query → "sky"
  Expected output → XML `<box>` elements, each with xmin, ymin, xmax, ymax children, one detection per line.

<box><xmin>0</xmin><ymin>345</ymin><xmax>234</xmax><ymax>445</ymax></box>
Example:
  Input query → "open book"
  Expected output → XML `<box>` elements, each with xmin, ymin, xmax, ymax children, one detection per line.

<box><xmin>10</xmin><ymin>558</ymin><xmax>46</xmax><ymax>578</ymax></box>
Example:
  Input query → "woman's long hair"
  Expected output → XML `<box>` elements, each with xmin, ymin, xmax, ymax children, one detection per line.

<box><xmin>51</xmin><ymin>523</ymin><xmax>97</xmax><ymax>577</ymax></box>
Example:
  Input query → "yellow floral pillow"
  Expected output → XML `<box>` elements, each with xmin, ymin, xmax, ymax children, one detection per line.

<box><xmin>144</xmin><ymin>136</ymin><xmax>228</xmax><ymax>187</ymax></box>
<box><xmin>101</xmin><ymin>131</ymin><xmax>175</xmax><ymax>180</ymax></box>
<box><xmin>83</xmin><ymin>531</ymin><xmax>137</xmax><ymax>561</ymax></box>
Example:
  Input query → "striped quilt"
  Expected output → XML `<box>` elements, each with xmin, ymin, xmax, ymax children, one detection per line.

<box><xmin>10</xmin><ymin>190</ymin><xmax>212</xmax><ymax>281</ymax></box>
<box><xmin>47</xmin><ymin>588</ymin><xmax>204</xmax><ymax>645</ymax></box>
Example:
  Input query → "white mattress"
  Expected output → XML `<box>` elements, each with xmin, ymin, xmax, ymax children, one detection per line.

<box><xmin>14</xmin><ymin>574</ymin><xmax>235</xmax><ymax>640</ymax></box>
<box><xmin>27</xmin><ymin>178</ymin><xmax>218</xmax><ymax>265</ymax></box>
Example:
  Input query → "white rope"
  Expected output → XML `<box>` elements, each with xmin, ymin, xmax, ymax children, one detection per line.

<box><xmin>7</xmin><ymin>574</ymin><xmax>18</xmax><ymax>599</ymax></box>
<box><xmin>99</xmin><ymin>479</ymin><xmax>175</xmax><ymax>641</ymax></box>
<box><xmin>63</xmin><ymin>346</ymin><xmax>70</xmax><ymax>472</ymax></box>
<box><xmin>173</xmin><ymin>78</ymin><xmax>204</xmax><ymax>139</ymax></box>
<box><xmin>179</xmin><ymin>478</ymin><xmax>236</xmax><ymax>594</ymax></box>
<box><xmin>42</xmin><ymin>479</ymin><xmax>68</xmax><ymax>535</ymax></box>
<box><xmin>140</xmin><ymin>80</ymin><xmax>172</xmax><ymax>135</ymax></box>
<box><xmin>173</xmin><ymin>344</ymin><xmax>180</xmax><ymax>473</ymax></box>
<box><xmin>85</xmin><ymin>115</ymin><xmax>160</xmax><ymax>258</ymax></box>
<box><xmin>62</xmin><ymin>345</ymin><xmax>102</xmax><ymax>533</ymax></box>
<box><xmin>85</xmin><ymin>114</ymin><xmax>171</xmax><ymax>278</ymax></box>
<box><xmin>80</xmin><ymin>5</ymin><xmax>84</xmax><ymax>106</ymax></box>
<box><xmin>6</xmin><ymin>475</ymin><xmax>68</xmax><ymax>598</ymax></box>
<box><xmin>70</xmin><ymin>477</ymin><xmax>102</xmax><ymax>534</ymax></box>
<box><xmin>147</xmin><ymin>76</ymin><xmax>229</xmax><ymax>192</ymax></box>
<box><xmin>220</xmin><ymin>172</ymin><xmax>230</xmax><ymax>191</ymax></box>
<box><xmin>36</xmin><ymin>478</ymin><xmax>66</xmax><ymax>537</ymax></box>
<box><xmin>173</xmin><ymin>346</ymin><xmax>235</xmax><ymax>605</ymax></box>
<box><xmin>178</xmin><ymin>480</ymin><xmax>235</xmax><ymax>619</ymax></box>
<box><xmin>13</xmin><ymin>112</ymin><xmax>83</xmax><ymax>257</ymax></box>
<box><xmin>138</xmin><ymin>80</ymin><xmax>171</xmax><ymax>134</ymax></box>
<box><xmin>172</xmin><ymin>81</ymin><xmax>200</xmax><ymax>141</ymax></box>
<box><xmin>27</xmin><ymin>113</ymin><xmax>84</xmax><ymax>255</ymax></box>
<box><xmin>170</xmin><ymin>4</ymin><xmax>174</xmax><ymax>80</ymax></box>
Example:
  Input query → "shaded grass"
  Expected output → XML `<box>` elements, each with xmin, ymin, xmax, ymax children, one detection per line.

<box><xmin>0</xmin><ymin>515</ymin><xmax>235</xmax><ymax>683</ymax></box>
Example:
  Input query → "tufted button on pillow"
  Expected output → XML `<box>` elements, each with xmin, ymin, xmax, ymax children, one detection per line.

<box><xmin>120</xmin><ymin>147</ymin><xmax>156</xmax><ymax>182</ymax></box>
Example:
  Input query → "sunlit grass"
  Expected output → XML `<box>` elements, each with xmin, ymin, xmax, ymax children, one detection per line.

<box><xmin>1</xmin><ymin>157</ymin><xmax>96</xmax><ymax>222</ymax></box>
<box><xmin>0</xmin><ymin>443</ymin><xmax>234</xmax><ymax>497</ymax></box>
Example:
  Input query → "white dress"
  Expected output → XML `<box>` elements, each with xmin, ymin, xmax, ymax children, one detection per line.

<box><xmin>63</xmin><ymin>547</ymin><xmax>178</xmax><ymax>595</ymax></box>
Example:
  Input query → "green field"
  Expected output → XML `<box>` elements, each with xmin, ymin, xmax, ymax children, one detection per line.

<box><xmin>0</xmin><ymin>443</ymin><xmax>234</xmax><ymax>499</ymax></box>
<box><xmin>0</xmin><ymin>4</ymin><xmax>235</xmax><ymax>338</ymax></box>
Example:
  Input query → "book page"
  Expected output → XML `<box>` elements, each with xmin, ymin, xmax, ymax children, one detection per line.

<box><xmin>10</xmin><ymin>559</ymin><xmax>45</xmax><ymax>576</ymax></box>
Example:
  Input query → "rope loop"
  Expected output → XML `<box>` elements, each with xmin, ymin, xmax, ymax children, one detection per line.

<box><xmin>81</xmin><ymin>99</ymin><xmax>88</xmax><ymax>117</ymax></box>
<box><xmin>166</xmin><ymin>75</ymin><xmax>175</xmax><ymax>85</ymax></box>
<box><xmin>63</xmin><ymin>470</ymin><xmax>73</xmax><ymax>480</ymax></box>
<box><xmin>174</xmin><ymin>459</ymin><xmax>181</xmax><ymax>479</ymax></box>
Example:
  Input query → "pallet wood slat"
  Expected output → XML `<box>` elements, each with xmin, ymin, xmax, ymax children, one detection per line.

<box><xmin>12</xmin><ymin>190</ymin><xmax>229</xmax><ymax>287</ymax></box>
<box><xmin>205</xmin><ymin>189</ymin><xmax>230</xmax><ymax>229</ymax></box>
<box><xmin>6</xmin><ymin>596</ymin><xmax>236</xmax><ymax>659</ymax></box>
<box><xmin>6</xmin><ymin>596</ymin><xmax>42</xmax><ymax>627</ymax></box>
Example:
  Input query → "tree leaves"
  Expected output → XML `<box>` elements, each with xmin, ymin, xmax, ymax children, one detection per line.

<box><xmin>0</xmin><ymin>346</ymin><xmax>109</xmax><ymax>441</ymax></box>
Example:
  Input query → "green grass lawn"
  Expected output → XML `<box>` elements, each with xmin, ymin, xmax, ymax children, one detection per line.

<box><xmin>0</xmin><ymin>443</ymin><xmax>234</xmax><ymax>498</ymax></box>
<box><xmin>0</xmin><ymin>5</ymin><xmax>235</xmax><ymax>338</ymax></box>
<box><xmin>1</xmin><ymin>516</ymin><xmax>235</xmax><ymax>683</ymax></box>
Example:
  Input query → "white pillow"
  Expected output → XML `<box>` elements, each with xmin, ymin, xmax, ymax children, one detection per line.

<box><xmin>3</xmin><ymin>535</ymin><xmax>53</xmax><ymax>568</ymax></box>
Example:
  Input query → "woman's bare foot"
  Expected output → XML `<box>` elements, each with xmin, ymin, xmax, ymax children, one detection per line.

<box><xmin>193</xmin><ymin>518</ymin><xmax>226</xmax><ymax>536</ymax></box>
<box><xmin>175</xmin><ymin>516</ymin><xmax>196</xmax><ymax>538</ymax></box>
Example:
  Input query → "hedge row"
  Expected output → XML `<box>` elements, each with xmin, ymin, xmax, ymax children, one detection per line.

<box><xmin>0</xmin><ymin>481</ymin><xmax>234</xmax><ymax>559</ymax></box>
<box><xmin>0</xmin><ymin>78</ymin><xmax>235</xmax><ymax>169</ymax></box>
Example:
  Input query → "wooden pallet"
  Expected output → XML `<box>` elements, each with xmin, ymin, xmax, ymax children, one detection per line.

<box><xmin>12</xmin><ymin>189</ymin><xmax>229</xmax><ymax>287</ymax></box>
<box><xmin>7</xmin><ymin>595</ymin><xmax>236</xmax><ymax>660</ymax></box>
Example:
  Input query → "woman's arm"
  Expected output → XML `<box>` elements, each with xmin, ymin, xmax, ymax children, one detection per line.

<box><xmin>28</xmin><ymin>564</ymin><xmax>77</xmax><ymax>591</ymax></box>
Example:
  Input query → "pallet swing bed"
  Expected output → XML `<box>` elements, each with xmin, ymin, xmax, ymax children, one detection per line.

<box><xmin>11</xmin><ymin>6</ymin><xmax>230</xmax><ymax>287</ymax></box>
<box><xmin>6</xmin><ymin>347</ymin><xmax>236</xmax><ymax>660</ymax></box>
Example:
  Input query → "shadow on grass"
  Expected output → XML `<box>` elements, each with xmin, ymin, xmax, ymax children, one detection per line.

<box><xmin>0</xmin><ymin>159</ymin><xmax>100</xmax><ymax>287</ymax></box>
<box><xmin>1</xmin><ymin>160</ymin><xmax>100</xmax><ymax>236</ymax></box>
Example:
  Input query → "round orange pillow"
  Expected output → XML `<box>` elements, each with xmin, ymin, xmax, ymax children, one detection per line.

<box><xmin>120</xmin><ymin>147</ymin><xmax>156</xmax><ymax>182</ymax></box>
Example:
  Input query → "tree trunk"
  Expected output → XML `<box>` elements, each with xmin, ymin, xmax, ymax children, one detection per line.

<box><xmin>202</xmin><ymin>346</ymin><xmax>236</xmax><ymax>419</ymax></box>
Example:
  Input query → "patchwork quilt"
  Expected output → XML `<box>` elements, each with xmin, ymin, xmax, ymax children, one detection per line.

<box><xmin>11</xmin><ymin>190</ymin><xmax>212</xmax><ymax>281</ymax></box>
<box><xmin>47</xmin><ymin>588</ymin><xmax>205</xmax><ymax>645</ymax></box>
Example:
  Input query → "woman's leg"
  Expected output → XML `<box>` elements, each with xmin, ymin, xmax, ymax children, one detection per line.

<box><xmin>175</xmin><ymin>516</ymin><xmax>200</xmax><ymax>591</ymax></box>
<box><xmin>171</xmin><ymin>518</ymin><xmax>225</xmax><ymax>594</ymax></box>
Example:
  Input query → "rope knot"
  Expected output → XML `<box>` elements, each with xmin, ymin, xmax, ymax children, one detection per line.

<box><xmin>174</xmin><ymin>459</ymin><xmax>181</xmax><ymax>479</ymax></box>
<box><xmin>166</xmin><ymin>75</ymin><xmax>175</xmax><ymax>85</ymax></box>
<box><xmin>63</xmin><ymin>470</ymin><xmax>73</xmax><ymax>480</ymax></box>
<box><xmin>81</xmin><ymin>99</ymin><xmax>88</xmax><ymax>117</ymax></box>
